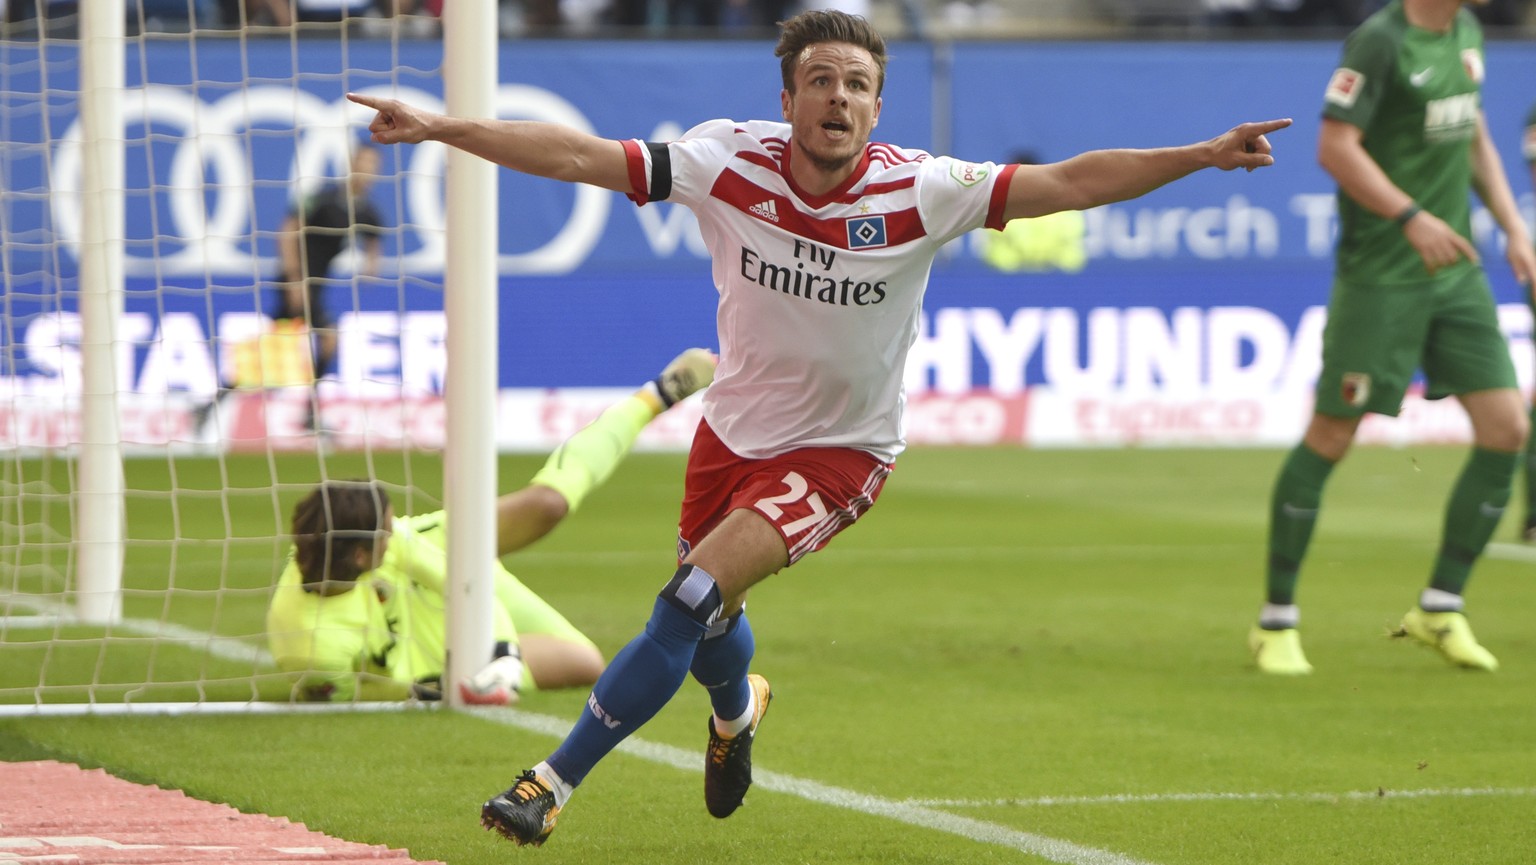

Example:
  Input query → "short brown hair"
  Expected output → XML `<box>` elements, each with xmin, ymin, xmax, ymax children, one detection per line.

<box><xmin>775</xmin><ymin>10</ymin><xmax>888</xmax><ymax>96</ymax></box>
<box><xmin>290</xmin><ymin>480</ymin><xmax>390</xmax><ymax>588</ymax></box>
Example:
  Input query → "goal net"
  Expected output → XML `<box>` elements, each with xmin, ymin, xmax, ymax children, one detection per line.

<box><xmin>0</xmin><ymin>2</ymin><xmax>495</xmax><ymax>715</ymax></box>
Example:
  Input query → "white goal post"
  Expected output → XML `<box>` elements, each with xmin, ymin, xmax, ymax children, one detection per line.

<box><xmin>0</xmin><ymin>1</ymin><xmax>498</xmax><ymax>715</ymax></box>
<box><xmin>75</xmin><ymin>0</ymin><xmax>127</xmax><ymax>627</ymax></box>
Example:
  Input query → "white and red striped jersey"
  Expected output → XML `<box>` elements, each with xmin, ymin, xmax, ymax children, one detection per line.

<box><xmin>622</xmin><ymin>118</ymin><xmax>1017</xmax><ymax>462</ymax></box>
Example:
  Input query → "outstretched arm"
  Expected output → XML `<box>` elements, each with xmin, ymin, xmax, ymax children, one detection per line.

<box><xmin>1002</xmin><ymin>118</ymin><xmax>1292</xmax><ymax>221</ymax></box>
<box><xmin>347</xmin><ymin>92</ymin><xmax>632</xmax><ymax>193</ymax></box>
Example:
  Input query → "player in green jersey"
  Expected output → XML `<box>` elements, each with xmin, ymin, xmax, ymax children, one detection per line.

<box><xmin>1250</xmin><ymin>0</ymin><xmax>1536</xmax><ymax>675</ymax></box>
<box><xmin>266</xmin><ymin>348</ymin><xmax>717</xmax><ymax>702</ymax></box>
<box><xmin>1520</xmin><ymin>100</ymin><xmax>1536</xmax><ymax>541</ymax></box>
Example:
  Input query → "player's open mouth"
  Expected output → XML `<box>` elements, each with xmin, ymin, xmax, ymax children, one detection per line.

<box><xmin>821</xmin><ymin>121</ymin><xmax>848</xmax><ymax>133</ymax></box>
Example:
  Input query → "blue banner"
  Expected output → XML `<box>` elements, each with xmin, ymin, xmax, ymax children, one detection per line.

<box><xmin>1</xmin><ymin>38</ymin><xmax>1532</xmax><ymax>392</ymax></box>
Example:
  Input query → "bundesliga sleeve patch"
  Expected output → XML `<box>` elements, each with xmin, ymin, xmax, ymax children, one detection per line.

<box><xmin>1324</xmin><ymin>68</ymin><xmax>1363</xmax><ymax>108</ymax></box>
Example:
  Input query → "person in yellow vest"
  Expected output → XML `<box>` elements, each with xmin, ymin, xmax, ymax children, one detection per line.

<box><xmin>975</xmin><ymin>150</ymin><xmax>1088</xmax><ymax>274</ymax></box>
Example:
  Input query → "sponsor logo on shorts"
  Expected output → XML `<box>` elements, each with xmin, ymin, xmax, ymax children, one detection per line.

<box><xmin>1341</xmin><ymin>372</ymin><xmax>1371</xmax><ymax>407</ymax></box>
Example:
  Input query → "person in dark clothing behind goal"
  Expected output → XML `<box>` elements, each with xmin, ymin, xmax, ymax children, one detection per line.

<box><xmin>192</xmin><ymin>143</ymin><xmax>387</xmax><ymax>440</ymax></box>
<box><xmin>277</xmin><ymin>143</ymin><xmax>387</xmax><ymax>431</ymax></box>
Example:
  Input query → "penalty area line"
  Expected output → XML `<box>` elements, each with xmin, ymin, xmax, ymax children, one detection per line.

<box><xmin>466</xmin><ymin>706</ymin><xmax>1161</xmax><ymax>865</ymax></box>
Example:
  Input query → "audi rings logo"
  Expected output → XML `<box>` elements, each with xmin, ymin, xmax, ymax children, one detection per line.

<box><xmin>48</xmin><ymin>84</ymin><xmax>609</xmax><ymax>276</ymax></box>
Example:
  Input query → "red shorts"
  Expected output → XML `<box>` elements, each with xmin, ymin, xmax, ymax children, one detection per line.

<box><xmin>678</xmin><ymin>420</ymin><xmax>893</xmax><ymax>565</ymax></box>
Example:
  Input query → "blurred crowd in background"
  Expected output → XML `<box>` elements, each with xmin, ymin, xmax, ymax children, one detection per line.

<box><xmin>3</xmin><ymin>0</ymin><xmax>1533</xmax><ymax>39</ymax></box>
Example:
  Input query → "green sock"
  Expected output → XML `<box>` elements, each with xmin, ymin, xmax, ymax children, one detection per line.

<box><xmin>1266</xmin><ymin>444</ymin><xmax>1335</xmax><ymax>606</ymax></box>
<box><xmin>1431</xmin><ymin>447</ymin><xmax>1517</xmax><ymax>595</ymax></box>
<box><xmin>529</xmin><ymin>395</ymin><xmax>654</xmax><ymax>512</ymax></box>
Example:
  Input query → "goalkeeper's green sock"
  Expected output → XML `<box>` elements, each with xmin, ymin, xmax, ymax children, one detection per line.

<box><xmin>529</xmin><ymin>394</ymin><xmax>655</xmax><ymax>513</ymax></box>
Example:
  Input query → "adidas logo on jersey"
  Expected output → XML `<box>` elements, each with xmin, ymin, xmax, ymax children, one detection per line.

<box><xmin>749</xmin><ymin>199</ymin><xmax>780</xmax><ymax>223</ymax></box>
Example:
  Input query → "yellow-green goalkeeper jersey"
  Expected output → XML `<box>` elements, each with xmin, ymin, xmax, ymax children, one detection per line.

<box><xmin>266</xmin><ymin>512</ymin><xmax>516</xmax><ymax>701</ymax></box>
<box><xmin>1322</xmin><ymin>0</ymin><xmax>1484</xmax><ymax>284</ymax></box>
<box><xmin>266</xmin><ymin>552</ymin><xmax>401</xmax><ymax>702</ymax></box>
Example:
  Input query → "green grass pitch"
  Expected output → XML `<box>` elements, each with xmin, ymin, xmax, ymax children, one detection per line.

<box><xmin>2</xmin><ymin>446</ymin><xmax>1533</xmax><ymax>864</ymax></box>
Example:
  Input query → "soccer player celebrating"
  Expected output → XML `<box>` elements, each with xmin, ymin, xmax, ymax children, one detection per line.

<box><xmin>349</xmin><ymin>9</ymin><xmax>1289</xmax><ymax>846</ymax></box>
<box><xmin>1249</xmin><ymin>0</ymin><xmax>1536</xmax><ymax>676</ymax></box>
<box><xmin>265</xmin><ymin>348</ymin><xmax>716</xmax><ymax>703</ymax></box>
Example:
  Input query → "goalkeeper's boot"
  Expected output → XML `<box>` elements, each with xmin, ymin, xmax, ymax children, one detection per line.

<box><xmin>704</xmin><ymin>673</ymin><xmax>772</xmax><ymax>818</ymax></box>
<box><xmin>1392</xmin><ymin>608</ymin><xmax>1498</xmax><ymax>671</ymax></box>
<box><xmin>654</xmin><ymin>348</ymin><xmax>718</xmax><ymax>409</ymax></box>
<box><xmin>1248</xmin><ymin>626</ymin><xmax>1312</xmax><ymax>675</ymax></box>
<box><xmin>481</xmin><ymin>770</ymin><xmax>560</xmax><ymax>846</ymax></box>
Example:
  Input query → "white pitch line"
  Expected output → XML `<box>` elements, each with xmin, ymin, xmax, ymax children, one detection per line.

<box><xmin>0</xmin><ymin>592</ymin><xmax>270</xmax><ymax>666</ymax></box>
<box><xmin>25</xmin><ymin>590</ymin><xmax>1528</xmax><ymax>862</ymax></box>
<box><xmin>3</xmin><ymin>599</ymin><xmax>1146</xmax><ymax>865</ymax></box>
<box><xmin>901</xmin><ymin>787</ymin><xmax>1536</xmax><ymax>808</ymax></box>
<box><xmin>1482</xmin><ymin>542</ymin><xmax>1536</xmax><ymax>563</ymax></box>
<box><xmin>466</xmin><ymin>706</ymin><xmax>1160</xmax><ymax>865</ymax></box>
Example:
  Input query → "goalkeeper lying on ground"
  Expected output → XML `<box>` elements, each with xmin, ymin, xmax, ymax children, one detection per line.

<box><xmin>265</xmin><ymin>348</ymin><xmax>716</xmax><ymax>703</ymax></box>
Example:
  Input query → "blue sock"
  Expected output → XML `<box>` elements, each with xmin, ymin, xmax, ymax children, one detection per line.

<box><xmin>691</xmin><ymin>612</ymin><xmax>755</xmax><ymax>721</ymax></box>
<box><xmin>547</xmin><ymin>595</ymin><xmax>708</xmax><ymax>786</ymax></box>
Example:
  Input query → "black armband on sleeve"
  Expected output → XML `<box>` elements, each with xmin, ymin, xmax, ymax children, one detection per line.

<box><xmin>645</xmin><ymin>141</ymin><xmax>672</xmax><ymax>202</ymax></box>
